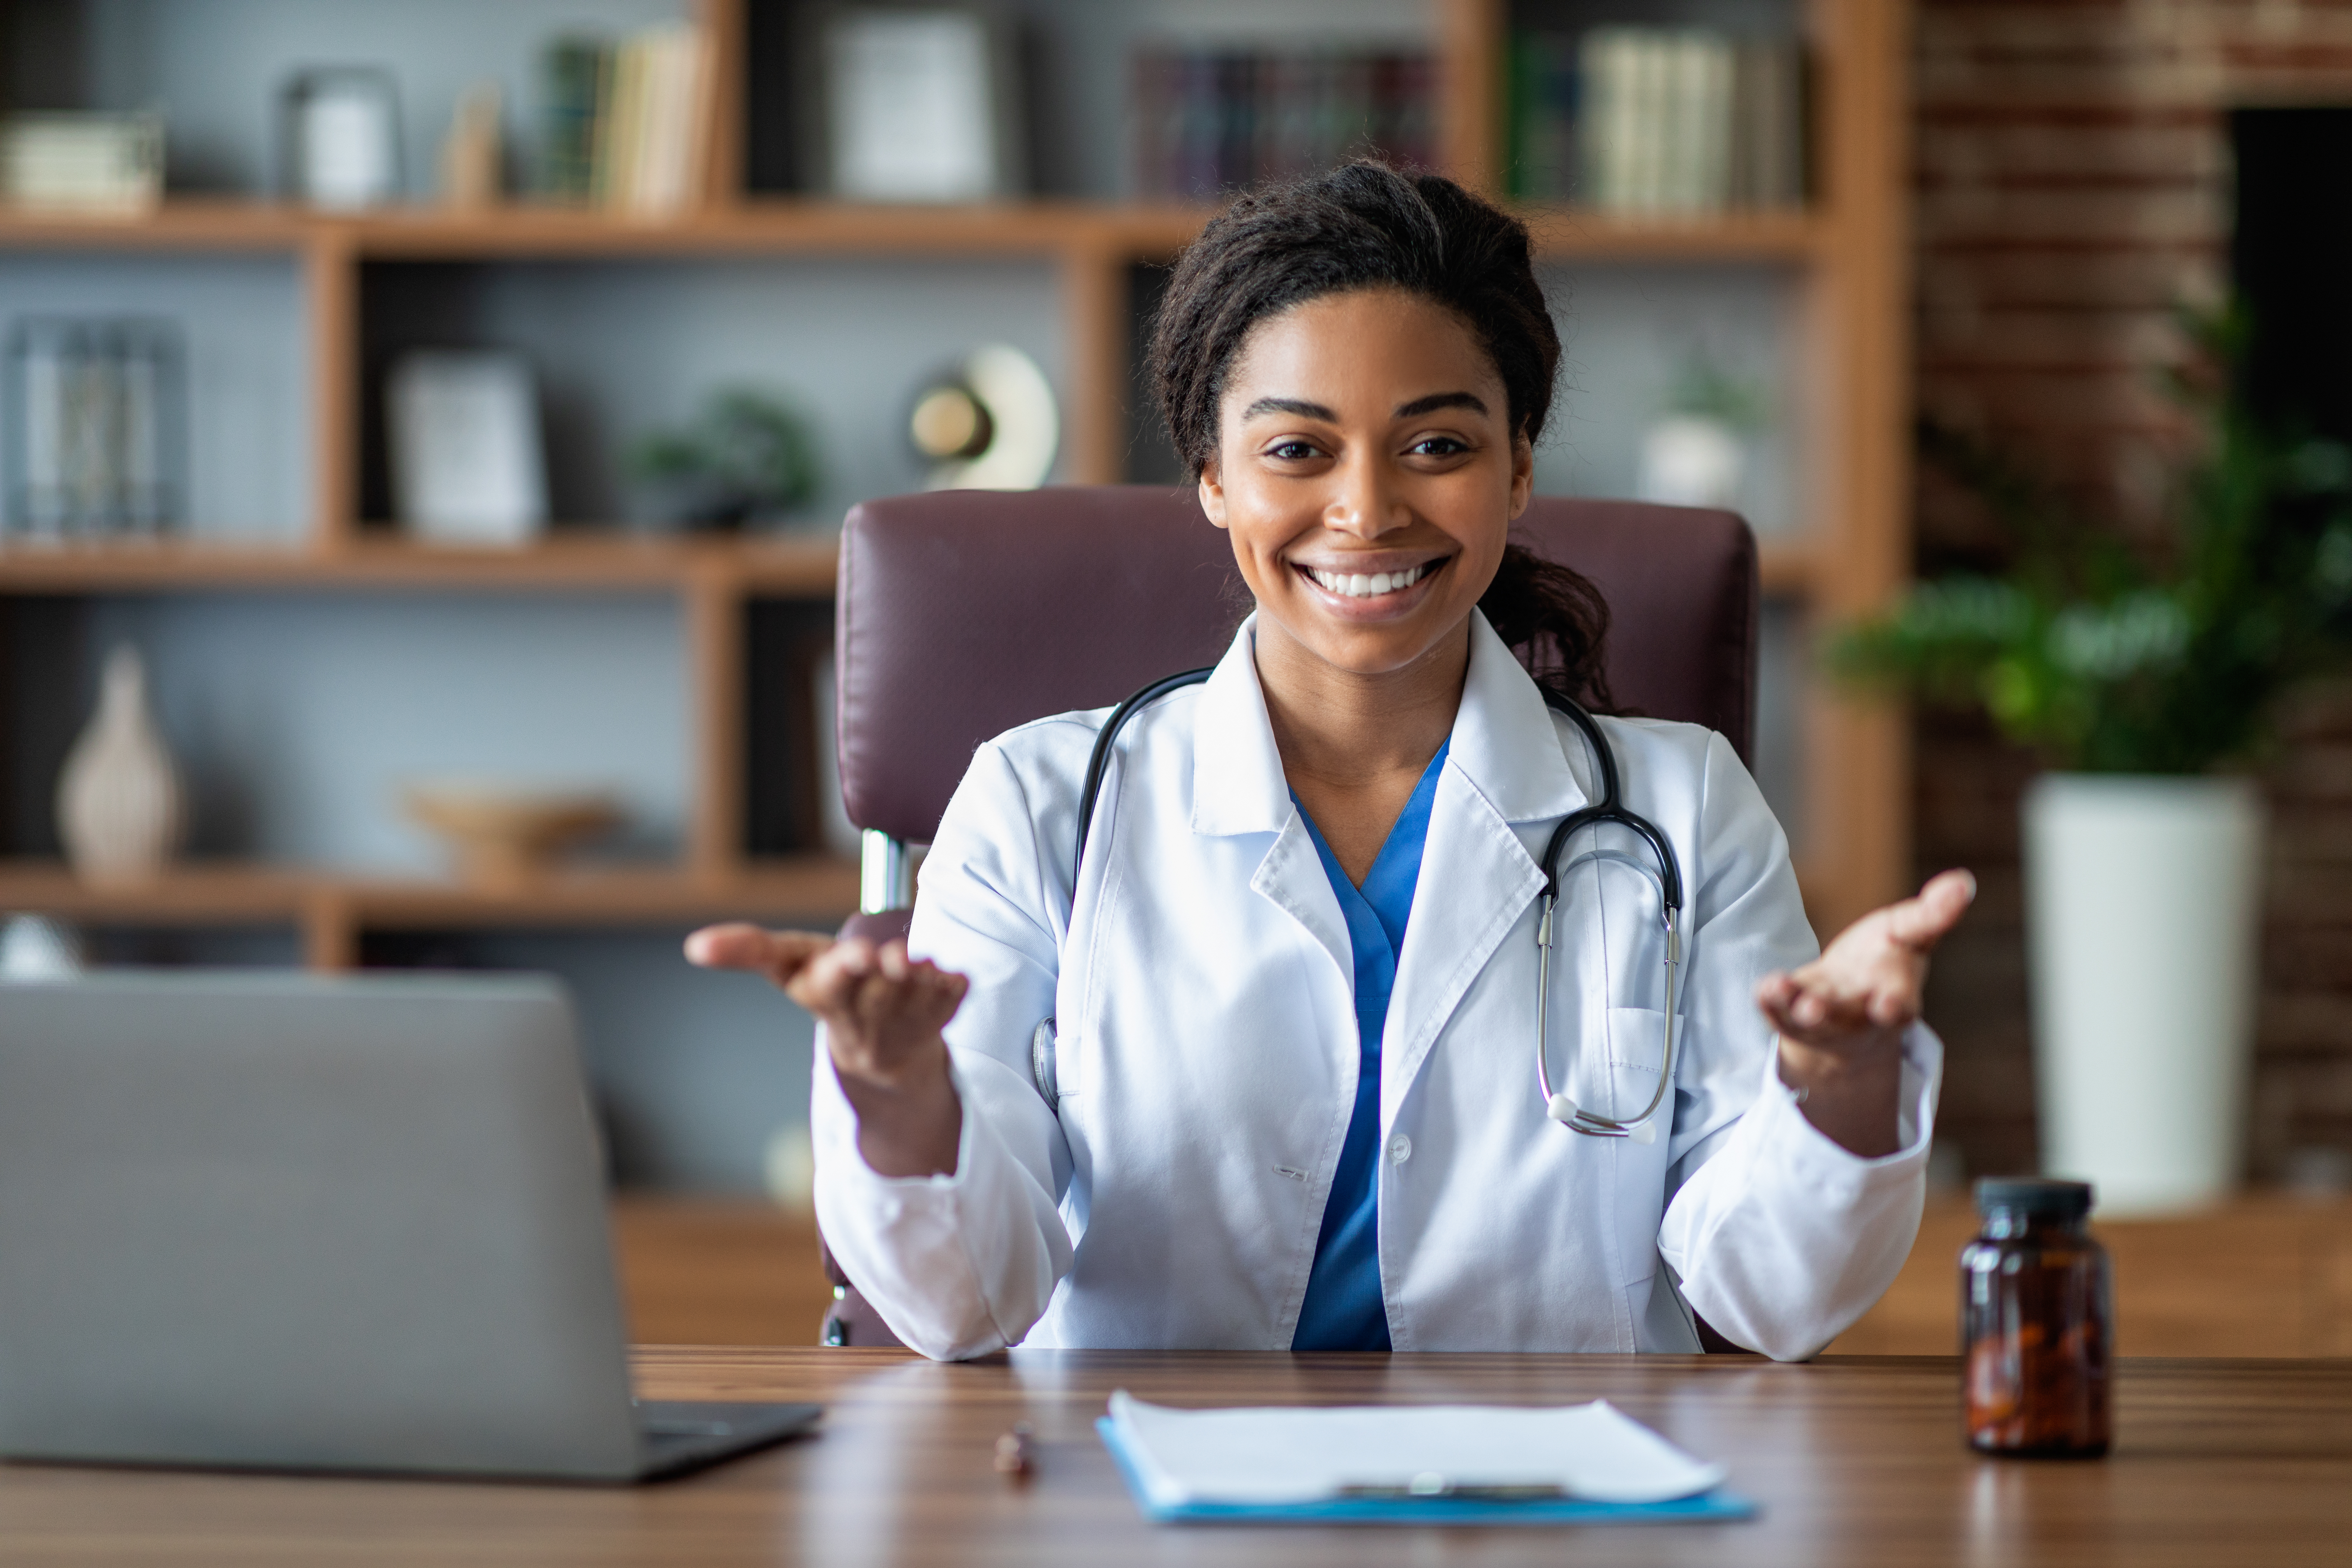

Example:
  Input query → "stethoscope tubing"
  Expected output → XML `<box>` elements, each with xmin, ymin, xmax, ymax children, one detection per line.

<box><xmin>1534</xmin><ymin>696</ymin><xmax>1686</xmax><ymax>1141</ymax></box>
<box><xmin>1069</xmin><ymin>673</ymin><xmax>1687</xmax><ymax>1143</ymax></box>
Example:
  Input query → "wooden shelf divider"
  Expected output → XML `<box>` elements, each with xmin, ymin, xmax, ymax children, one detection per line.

<box><xmin>0</xmin><ymin>858</ymin><xmax>863</xmax><ymax>929</ymax></box>
<box><xmin>0</xmin><ymin>199</ymin><xmax>1836</xmax><ymax>264</ymax></box>
<box><xmin>0</xmin><ymin>533</ymin><xmax>841</xmax><ymax>594</ymax></box>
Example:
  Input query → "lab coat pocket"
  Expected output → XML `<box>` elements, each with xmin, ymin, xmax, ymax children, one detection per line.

<box><xmin>1598</xmin><ymin>1007</ymin><xmax>1673</xmax><ymax>1126</ymax></box>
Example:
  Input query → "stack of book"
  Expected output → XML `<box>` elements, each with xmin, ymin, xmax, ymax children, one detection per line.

<box><xmin>538</xmin><ymin>22</ymin><xmax>711</xmax><ymax>215</ymax></box>
<box><xmin>0</xmin><ymin>113</ymin><xmax>163</xmax><ymax>215</ymax></box>
<box><xmin>1131</xmin><ymin>49</ymin><xmax>1435</xmax><ymax>202</ymax></box>
<box><xmin>1508</xmin><ymin>29</ymin><xmax>1805</xmax><ymax>214</ymax></box>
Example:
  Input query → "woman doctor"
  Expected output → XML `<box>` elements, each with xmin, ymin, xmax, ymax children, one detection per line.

<box><xmin>690</xmin><ymin>164</ymin><xmax>1974</xmax><ymax>1361</ymax></box>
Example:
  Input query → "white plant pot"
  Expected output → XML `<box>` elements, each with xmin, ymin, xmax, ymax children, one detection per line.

<box><xmin>2022</xmin><ymin>774</ymin><xmax>2264</xmax><ymax>1216</ymax></box>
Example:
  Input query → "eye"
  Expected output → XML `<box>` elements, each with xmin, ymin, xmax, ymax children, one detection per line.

<box><xmin>1409</xmin><ymin>435</ymin><xmax>1471</xmax><ymax>457</ymax></box>
<box><xmin>1266</xmin><ymin>440</ymin><xmax>1323</xmax><ymax>461</ymax></box>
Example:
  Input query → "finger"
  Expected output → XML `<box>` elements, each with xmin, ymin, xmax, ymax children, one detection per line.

<box><xmin>1885</xmin><ymin>868</ymin><xmax>1977</xmax><ymax>952</ymax></box>
<box><xmin>877</xmin><ymin>940</ymin><xmax>910</xmax><ymax>981</ymax></box>
<box><xmin>784</xmin><ymin>951</ymin><xmax>863</xmax><ymax>1018</ymax></box>
<box><xmin>684</xmin><ymin>923</ymin><xmax>775</xmax><ymax>969</ymax></box>
<box><xmin>789</xmin><ymin>942</ymin><xmax>886</xmax><ymax>1017</ymax></box>
<box><xmin>1867</xmin><ymin>984</ymin><xmax>1919</xmax><ymax>1029</ymax></box>
<box><xmin>685</xmin><ymin>924</ymin><xmax>832</xmax><ymax>980</ymax></box>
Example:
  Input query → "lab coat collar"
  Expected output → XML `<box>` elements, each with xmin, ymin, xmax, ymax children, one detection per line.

<box><xmin>1447</xmin><ymin>610</ymin><xmax>1593</xmax><ymax>823</ymax></box>
<box><xmin>1189</xmin><ymin>614</ymin><xmax>1296</xmax><ymax>838</ymax></box>
<box><xmin>1189</xmin><ymin>609</ymin><xmax>1592</xmax><ymax>839</ymax></box>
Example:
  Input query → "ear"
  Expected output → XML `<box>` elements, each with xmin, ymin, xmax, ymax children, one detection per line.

<box><xmin>1507</xmin><ymin>431</ymin><xmax>1534</xmax><ymax>522</ymax></box>
<box><xmin>1198</xmin><ymin>458</ymin><xmax>1230</xmax><ymax>530</ymax></box>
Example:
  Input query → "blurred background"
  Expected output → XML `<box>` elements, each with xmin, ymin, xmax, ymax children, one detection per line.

<box><xmin>2</xmin><ymin>0</ymin><xmax>2348</xmax><ymax>1354</ymax></box>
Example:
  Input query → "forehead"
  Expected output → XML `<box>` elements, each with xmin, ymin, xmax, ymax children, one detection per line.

<box><xmin>1222</xmin><ymin>288</ymin><xmax>1499</xmax><ymax>411</ymax></box>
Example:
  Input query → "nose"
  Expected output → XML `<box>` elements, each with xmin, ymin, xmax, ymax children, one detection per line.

<box><xmin>1322</xmin><ymin>447</ymin><xmax>1410</xmax><ymax>540</ymax></box>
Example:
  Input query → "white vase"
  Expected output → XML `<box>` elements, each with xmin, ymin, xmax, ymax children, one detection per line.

<box><xmin>1635</xmin><ymin>414</ymin><xmax>1746</xmax><ymax>510</ymax></box>
<box><xmin>55</xmin><ymin>644</ymin><xmax>185</xmax><ymax>884</ymax></box>
<box><xmin>2022</xmin><ymin>774</ymin><xmax>2264</xmax><ymax>1216</ymax></box>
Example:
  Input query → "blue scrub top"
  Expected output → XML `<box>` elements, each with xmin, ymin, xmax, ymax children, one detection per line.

<box><xmin>1288</xmin><ymin>740</ymin><xmax>1449</xmax><ymax>1352</ymax></box>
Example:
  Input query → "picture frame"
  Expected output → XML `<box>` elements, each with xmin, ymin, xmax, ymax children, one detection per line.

<box><xmin>279</xmin><ymin>66</ymin><xmax>404</xmax><ymax>209</ymax></box>
<box><xmin>385</xmin><ymin>351</ymin><xmax>547</xmax><ymax>547</ymax></box>
<box><xmin>804</xmin><ymin>5</ymin><xmax>1027</xmax><ymax>202</ymax></box>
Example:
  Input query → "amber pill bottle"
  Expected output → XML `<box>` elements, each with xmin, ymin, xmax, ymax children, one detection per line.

<box><xmin>1960</xmin><ymin>1177</ymin><xmax>2112</xmax><ymax>1457</ymax></box>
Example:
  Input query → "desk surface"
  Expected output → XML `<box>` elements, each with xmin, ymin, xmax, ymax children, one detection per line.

<box><xmin>4</xmin><ymin>1348</ymin><xmax>2347</xmax><ymax>1566</ymax></box>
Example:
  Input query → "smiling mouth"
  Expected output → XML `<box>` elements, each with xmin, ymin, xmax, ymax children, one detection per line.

<box><xmin>1299</xmin><ymin>560</ymin><xmax>1439</xmax><ymax>599</ymax></box>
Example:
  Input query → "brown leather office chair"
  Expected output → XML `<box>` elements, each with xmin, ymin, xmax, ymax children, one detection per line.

<box><xmin>817</xmin><ymin>485</ymin><xmax>1758</xmax><ymax>1348</ymax></box>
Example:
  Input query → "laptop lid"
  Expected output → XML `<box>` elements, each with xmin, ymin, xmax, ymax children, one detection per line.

<box><xmin>0</xmin><ymin>971</ymin><xmax>646</xmax><ymax>1480</ymax></box>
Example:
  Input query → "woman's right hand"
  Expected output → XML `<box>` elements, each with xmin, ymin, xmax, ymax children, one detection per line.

<box><xmin>685</xmin><ymin>925</ymin><xmax>968</xmax><ymax>1177</ymax></box>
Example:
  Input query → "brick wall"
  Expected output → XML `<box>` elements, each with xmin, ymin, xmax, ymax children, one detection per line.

<box><xmin>1912</xmin><ymin>0</ymin><xmax>2352</xmax><ymax>1183</ymax></box>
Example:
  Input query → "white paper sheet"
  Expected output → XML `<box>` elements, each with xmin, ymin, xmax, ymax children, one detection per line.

<box><xmin>1105</xmin><ymin>1392</ymin><xmax>1728</xmax><ymax>1510</ymax></box>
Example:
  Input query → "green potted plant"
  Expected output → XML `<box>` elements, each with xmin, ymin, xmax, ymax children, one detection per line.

<box><xmin>1836</xmin><ymin>314</ymin><xmax>2352</xmax><ymax>1211</ymax></box>
<box><xmin>626</xmin><ymin>388</ymin><xmax>821</xmax><ymax>531</ymax></box>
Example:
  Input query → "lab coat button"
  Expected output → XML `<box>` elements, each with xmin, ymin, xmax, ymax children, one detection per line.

<box><xmin>1388</xmin><ymin>1134</ymin><xmax>1412</xmax><ymax>1165</ymax></box>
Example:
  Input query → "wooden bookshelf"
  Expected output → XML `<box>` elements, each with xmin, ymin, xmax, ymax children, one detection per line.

<box><xmin>1437</xmin><ymin>0</ymin><xmax>1911</xmax><ymax>931</ymax></box>
<box><xmin>0</xmin><ymin>0</ymin><xmax>1910</xmax><ymax>955</ymax></box>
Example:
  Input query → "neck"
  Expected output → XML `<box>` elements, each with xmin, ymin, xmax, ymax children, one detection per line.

<box><xmin>1253</xmin><ymin>611</ymin><xmax>1472</xmax><ymax>790</ymax></box>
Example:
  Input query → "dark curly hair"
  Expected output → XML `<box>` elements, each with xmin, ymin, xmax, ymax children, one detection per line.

<box><xmin>1146</xmin><ymin>160</ymin><xmax>1615</xmax><ymax>713</ymax></box>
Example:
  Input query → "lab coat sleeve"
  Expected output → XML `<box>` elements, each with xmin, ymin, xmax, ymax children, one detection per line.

<box><xmin>809</xmin><ymin>735</ymin><xmax>1080</xmax><ymax>1360</ymax></box>
<box><xmin>1653</xmin><ymin>730</ymin><xmax>1943</xmax><ymax>1361</ymax></box>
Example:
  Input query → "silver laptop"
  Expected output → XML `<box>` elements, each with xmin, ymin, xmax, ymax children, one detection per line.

<box><xmin>0</xmin><ymin>971</ymin><xmax>820</xmax><ymax>1482</ymax></box>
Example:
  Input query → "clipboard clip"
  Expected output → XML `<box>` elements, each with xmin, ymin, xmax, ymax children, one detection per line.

<box><xmin>1335</xmin><ymin>1474</ymin><xmax>1569</xmax><ymax>1501</ymax></box>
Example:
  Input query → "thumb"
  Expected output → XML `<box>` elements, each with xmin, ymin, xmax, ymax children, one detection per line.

<box><xmin>1885</xmin><ymin>869</ymin><xmax>1977</xmax><ymax>952</ymax></box>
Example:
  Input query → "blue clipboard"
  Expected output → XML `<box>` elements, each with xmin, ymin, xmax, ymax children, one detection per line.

<box><xmin>1096</xmin><ymin>1417</ymin><xmax>1759</xmax><ymax>1526</ymax></box>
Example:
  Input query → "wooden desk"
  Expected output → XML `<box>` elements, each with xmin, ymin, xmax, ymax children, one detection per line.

<box><xmin>3</xmin><ymin>1349</ymin><xmax>2346</xmax><ymax>1565</ymax></box>
<box><xmin>609</xmin><ymin>1194</ymin><xmax>2352</xmax><ymax>1357</ymax></box>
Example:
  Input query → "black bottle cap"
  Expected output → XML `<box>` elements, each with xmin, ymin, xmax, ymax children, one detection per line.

<box><xmin>1974</xmin><ymin>1177</ymin><xmax>2093</xmax><ymax>1218</ymax></box>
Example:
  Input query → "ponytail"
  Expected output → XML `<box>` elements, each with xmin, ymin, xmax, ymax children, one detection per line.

<box><xmin>1478</xmin><ymin>543</ymin><xmax>1619</xmax><ymax>715</ymax></box>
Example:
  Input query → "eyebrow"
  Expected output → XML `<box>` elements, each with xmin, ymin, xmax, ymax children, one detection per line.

<box><xmin>1394</xmin><ymin>391</ymin><xmax>1488</xmax><ymax>418</ymax></box>
<box><xmin>1239</xmin><ymin>396</ymin><xmax>1337</xmax><ymax>421</ymax></box>
<box><xmin>1238</xmin><ymin>391</ymin><xmax>1490</xmax><ymax>422</ymax></box>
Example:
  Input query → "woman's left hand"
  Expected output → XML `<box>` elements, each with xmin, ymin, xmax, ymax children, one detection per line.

<box><xmin>1753</xmin><ymin>868</ymin><xmax>1976</xmax><ymax>1156</ymax></box>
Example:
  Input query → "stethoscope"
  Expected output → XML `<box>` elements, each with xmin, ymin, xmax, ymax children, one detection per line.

<box><xmin>1069</xmin><ymin>670</ymin><xmax>1686</xmax><ymax>1143</ymax></box>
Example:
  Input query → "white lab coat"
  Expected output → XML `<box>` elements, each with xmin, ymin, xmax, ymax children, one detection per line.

<box><xmin>812</xmin><ymin>611</ymin><xmax>1940</xmax><ymax>1361</ymax></box>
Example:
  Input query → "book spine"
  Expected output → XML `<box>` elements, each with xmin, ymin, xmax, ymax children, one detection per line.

<box><xmin>1692</xmin><ymin>33</ymin><xmax>1734</xmax><ymax>214</ymax></box>
<box><xmin>539</xmin><ymin>38</ymin><xmax>610</xmax><ymax>203</ymax></box>
<box><xmin>1132</xmin><ymin>52</ymin><xmax>1167</xmax><ymax>201</ymax></box>
<box><xmin>602</xmin><ymin>35</ymin><xmax>647</xmax><ymax>211</ymax></box>
<box><xmin>1177</xmin><ymin>52</ymin><xmax>1219</xmax><ymax>199</ymax></box>
<box><xmin>673</xmin><ymin>24</ymin><xmax>714</xmax><ymax>212</ymax></box>
<box><xmin>1581</xmin><ymin>28</ymin><xmax>1640</xmax><ymax>212</ymax></box>
<box><xmin>1637</xmin><ymin>32</ymin><xmax>1674</xmax><ymax>212</ymax></box>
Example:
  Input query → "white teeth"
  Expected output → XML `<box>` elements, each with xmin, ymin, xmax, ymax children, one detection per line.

<box><xmin>1307</xmin><ymin>563</ymin><xmax>1430</xmax><ymax>598</ymax></box>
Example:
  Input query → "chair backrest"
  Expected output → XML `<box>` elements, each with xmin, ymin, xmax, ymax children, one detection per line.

<box><xmin>833</xmin><ymin>486</ymin><xmax>1758</xmax><ymax>847</ymax></box>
